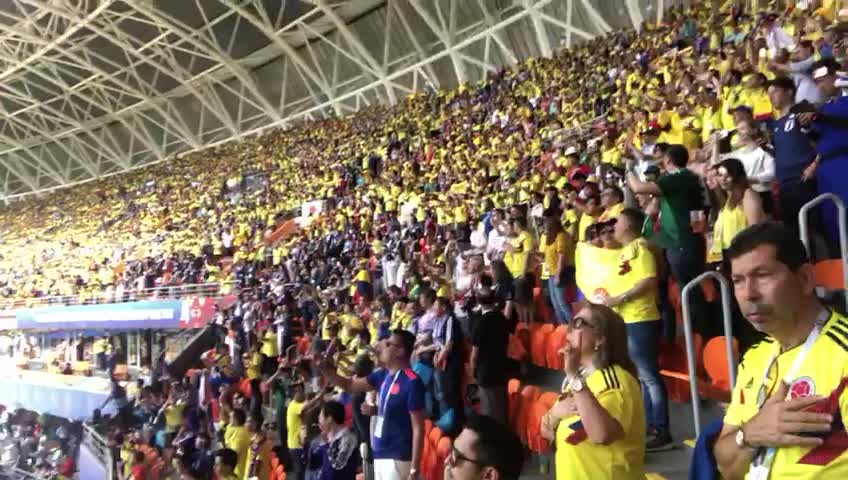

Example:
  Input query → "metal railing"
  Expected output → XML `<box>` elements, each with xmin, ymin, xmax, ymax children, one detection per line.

<box><xmin>799</xmin><ymin>193</ymin><xmax>848</xmax><ymax>310</ymax></box>
<box><xmin>83</xmin><ymin>423</ymin><xmax>114</xmax><ymax>480</ymax></box>
<box><xmin>0</xmin><ymin>281</ymin><xmax>235</xmax><ymax>311</ymax></box>
<box><xmin>681</xmin><ymin>271</ymin><xmax>736</xmax><ymax>437</ymax></box>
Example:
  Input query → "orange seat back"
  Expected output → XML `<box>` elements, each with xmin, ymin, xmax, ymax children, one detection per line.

<box><xmin>703</xmin><ymin>336</ymin><xmax>738</xmax><ymax>392</ymax></box>
<box><xmin>515</xmin><ymin>385</ymin><xmax>540</xmax><ymax>443</ymax></box>
<box><xmin>815</xmin><ymin>259</ymin><xmax>845</xmax><ymax>290</ymax></box>
<box><xmin>507</xmin><ymin>378</ymin><xmax>522</xmax><ymax>430</ymax></box>
<box><xmin>529</xmin><ymin>324</ymin><xmax>554</xmax><ymax>367</ymax></box>
<box><xmin>545</xmin><ymin>325</ymin><xmax>568</xmax><ymax>369</ymax></box>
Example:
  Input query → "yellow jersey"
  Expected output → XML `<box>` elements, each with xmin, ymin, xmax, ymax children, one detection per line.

<box><xmin>724</xmin><ymin>310</ymin><xmax>848</xmax><ymax>479</ymax></box>
<box><xmin>286</xmin><ymin>400</ymin><xmax>305</xmax><ymax>449</ymax></box>
<box><xmin>609</xmin><ymin>240</ymin><xmax>660</xmax><ymax>324</ymax></box>
<box><xmin>554</xmin><ymin>364</ymin><xmax>646</xmax><ymax>480</ymax></box>
<box><xmin>599</xmin><ymin>203</ymin><xmax>625</xmax><ymax>223</ymax></box>
<box><xmin>710</xmin><ymin>199</ymin><xmax>748</xmax><ymax>262</ymax></box>
<box><xmin>224</xmin><ymin>425</ymin><xmax>250</xmax><ymax>479</ymax></box>
<box><xmin>577</xmin><ymin>213</ymin><xmax>598</xmax><ymax>243</ymax></box>
<box><xmin>539</xmin><ymin>232</ymin><xmax>573</xmax><ymax>280</ymax></box>
<box><xmin>504</xmin><ymin>230</ymin><xmax>534</xmax><ymax>278</ymax></box>
<box><xmin>260</xmin><ymin>330</ymin><xmax>277</xmax><ymax>358</ymax></box>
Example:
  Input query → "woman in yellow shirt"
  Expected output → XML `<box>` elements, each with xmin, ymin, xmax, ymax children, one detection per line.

<box><xmin>709</xmin><ymin>158</ymin><xmax>765</xmax><ymax>262</ymax></box>
<box><xmin>543</xmin><ymin>304</ymin><xmax>646</xmax><ymax>480</ymax></box>
<box><xmin>538</xmin><ymin>217</ymin><xmax>574</xmax><ymax>324</ymax></box>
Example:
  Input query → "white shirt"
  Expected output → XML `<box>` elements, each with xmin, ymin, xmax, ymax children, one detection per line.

<box><xmin>765</xmin><ymin>26</ymin><xmax>795</xmax><ymax>56</ymax></box>
<box><xmin>721</xmin><ymin>146</ymin><xmax>776</xmax><ymax>193</ymax></box>
<box><xmin>790</xmin><ymin>56</ymin><xmax>825</xmax><ymax>105</ymax></box>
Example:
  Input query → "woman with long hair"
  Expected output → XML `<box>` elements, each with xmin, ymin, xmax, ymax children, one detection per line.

<box><xmin>708</xmin><ymin>157</ymin><xmax>765</xmax><ymax>262</ymax></box>
<box><xmin>538</xmin><ymin>216</ymin><xmax>574</xmax><ymax>324</ymax></box>
<box><xmin>543</xmin><ymin>303</ymin><xmax>645</xmax><ymax>480</ymax></box>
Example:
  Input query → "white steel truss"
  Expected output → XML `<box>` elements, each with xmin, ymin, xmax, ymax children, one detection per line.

<box><xmin>0</xmin><ymin>0</ymin><xmax>680</xmax><ymax>199</ymax></box>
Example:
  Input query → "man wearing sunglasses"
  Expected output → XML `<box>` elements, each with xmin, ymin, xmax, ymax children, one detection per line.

<box><xmin>445</xmin><ymin>415</ymin><xmax>524</xmax><ymax>480</ymax></box>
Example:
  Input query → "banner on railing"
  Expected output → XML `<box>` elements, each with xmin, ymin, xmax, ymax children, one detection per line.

<box><xmin>179</xmin><ymin>295</ymin><xmax>237</xmax><ymax>328</ymax></box>
<box><xmin>15</xmin><ymin>300</ymin><xmax>183</xmax><ymax>330</ymax></box>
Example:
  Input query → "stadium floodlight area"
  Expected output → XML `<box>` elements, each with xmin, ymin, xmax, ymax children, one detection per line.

<box><xmin>0</xmin><ymin>0</ymin><xmax>682</xmax><ymax>200</ymax></box>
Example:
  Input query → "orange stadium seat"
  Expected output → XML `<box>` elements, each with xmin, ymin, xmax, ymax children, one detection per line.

<box><xmin>545</xmin><ymin>325</ymin><xmax>568</xmax><ymax>370</ymax></box>
<box><xmin>814</xmin><ymin>259</ymin><xmax>845</xmax><ymax>290</ymax></box>
<box><xmin>529</xmin><ymin>323</ymin><xmax>554</xmax><ymax>367</ymax></box>
<box><xmin>507</xmin><ymin>378</ymin><xmax>522</xmax><ymax>431</ymax></box>
<box><xmin>515</xmin><ymin>385</ymin><xmax>540</xmax><ymax>444</ymax></box>
<box><xmin>702</xmin><ymin>336</ymin><xmax>739</xmax><ymax>395</ymax></box>
<box><xmin>527</xmin><ymin>392</ymin><xmax>559</xmax><ymax>453</ymax></box>
<box><xmin>659</xmin><ymin>334</ymin><xmax>704</xmax><ymax>403</ymax></box>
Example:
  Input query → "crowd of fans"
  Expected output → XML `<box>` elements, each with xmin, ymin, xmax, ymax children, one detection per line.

<box><xmin>3</xmin><ymin>0</ymin><xmax>848</xmax><ymax>479</ymax></box>
<box><xmin>0</xmin><ymin>406</ymin><xmax>80</xmax><ymax>479</ymax></box>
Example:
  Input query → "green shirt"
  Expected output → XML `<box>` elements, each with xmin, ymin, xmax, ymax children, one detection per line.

<box><xmin>654</xmin><ymin>169</ymin><xmax>704</xmax><ymax>249</ymax></box>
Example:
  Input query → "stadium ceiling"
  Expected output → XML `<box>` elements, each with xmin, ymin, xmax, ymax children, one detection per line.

<box><xmin>0</xmin><ymin>0</ymin><xmax>678</xmax><ymax>199</ymax></box>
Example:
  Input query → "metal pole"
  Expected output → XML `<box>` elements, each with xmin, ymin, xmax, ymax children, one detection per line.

<box><xmin>680</xmin><ymin>271</ymin><xmax>736</xmax><ymax>437</ymax></box>
<box><xmin>798</xmin><ymin>193</ymin><xmax>848</xmax><ymax>311</ymax></box>
<box><xmin>136</xmin><ymin>330</ymin><xmax>142</xmax><ymax>370</ymax></box>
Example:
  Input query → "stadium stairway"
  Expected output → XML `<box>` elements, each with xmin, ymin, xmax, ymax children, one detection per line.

<box><xmin>166</xmin><ymin>326</ymin><xmax>216</xmax><ymax>379</ymax></box>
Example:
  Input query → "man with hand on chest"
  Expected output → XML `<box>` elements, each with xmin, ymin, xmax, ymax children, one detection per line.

<box><xmin>714</xmin><ymin>222</ymin><xmax>848</xmax><ymax>479</ymax></box>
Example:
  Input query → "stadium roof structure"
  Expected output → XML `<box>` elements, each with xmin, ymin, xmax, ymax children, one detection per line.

<box><xmin>0</xmin><ymin>0</ymin><xmax>675</xmax><ymax>199</ymax></box>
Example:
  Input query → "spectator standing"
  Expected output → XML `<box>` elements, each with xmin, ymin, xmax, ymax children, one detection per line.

<box><xmin>627</xmin><ymin>145</ymin><xmax>708</xmax><ymax>340</ymax></box>
<box><xmin>714</xmin><ymin>223</ymin><xmax>848</xmax><ymax>479</ymax></box>
<box><xmin>320</xmin><ymin>329</ymin><xmax>425</xmax><ymax>480</ymax></box>
<box><xmin>223</xmin><ymin>408</ymin><xmax>250</xmax><ymax>479</ymax></box>
<box><xmin>245</xmin><ymin>412</ymin><xmax>272</xmax><ymax>480</ymax></box>
<box><xmin>608</xmin><ymin>208</ymin><xmax>671</xmax><ymax>451</ymax></box>
<box><xmin>544</xmin><ymin>304</ymin><xmax>646</xmax><ymax>480</ymax></box>
<box><xmin>446</xmin><ymin>415</ymin><xmax>525</xmax><ymax>480</ymax></box>
<box><xmin>766</xmin><ymin>77</ymin><xmax>821</xmax><ymax>240</ymax></box>
<box><xmin>469</xmin><ymin>287</ymin><xmax>510</xmax><ymax>425</ymax></box>
<box><xmin>708</xmin><ymin>158</ymin><xmax>766</xmax><ymax>262</ymax></box>
<box><xmin>538</xmin><ymin>216</ymin><xmax>574</xmax><ymax>325</ymax></box>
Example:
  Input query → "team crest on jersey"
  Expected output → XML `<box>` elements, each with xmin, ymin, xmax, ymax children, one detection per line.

<box><xmin>789</xmin><ymin>376</ymin><xmax>816</xmax><ymax>399</ymax></box>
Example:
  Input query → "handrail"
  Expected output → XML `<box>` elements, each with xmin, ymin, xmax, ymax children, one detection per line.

<box><xmin>681</xmin><ymin>271</ymin><xmax>736</xmax><ymax>438</ymax></box>
<box><xmin>799</xmin><ymin>193</ymin><xmax>848</xmax><ymax>311</ymax></box>
<box><xmin>0</xmin><ymin>281</ymin><xmax>235</xmax><ymax>312</ymax></box>
<box><xmin>83</xmin><ymin>422</ymin><xmax>114</xmax><ymax>480</ymax></box>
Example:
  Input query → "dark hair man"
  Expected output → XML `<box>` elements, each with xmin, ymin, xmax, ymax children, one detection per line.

<box><xmin>446</xmin><ymin>415</ymin><xmax>525</xmax><ymax>480</ymax></box>
<box><xmin>320</xmin><ymin>329</ymin><xmax>425</xmax><ymax>480</ymax></box>
<box><xmin>714</xmin><ymin>222</ymin><xmax>847</xmax><ymax>479</ymax></box>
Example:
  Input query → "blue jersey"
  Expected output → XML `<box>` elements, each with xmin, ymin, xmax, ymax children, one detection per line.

<box><xmin>813</xmin><ymin>96</ymin><xmax>848</xmax><ymax>159</ymax></box>
<box><xmin>366</xmin><ymin>367</ymin><xmax>425</xmax><ymax>461</ymax></box>
<box><xmin>770</xmin><ymin>112</ymin><xmax>816</xmax><ymax>185</ymax></box>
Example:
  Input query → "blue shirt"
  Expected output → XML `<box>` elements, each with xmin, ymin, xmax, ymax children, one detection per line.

<box><xmin>770</xmin><ymin>112</ymin><xmax>817</xmax><ymax>185</ymax></box>
<box><xmin>814</xmin><ymin>96</ymin><xmax>848</xmax><ymax>159</ymax></box>
<box><xmin>366</xmin><ymin>368</ymin><xmax>425</xmax><ymax>461</ymax></box>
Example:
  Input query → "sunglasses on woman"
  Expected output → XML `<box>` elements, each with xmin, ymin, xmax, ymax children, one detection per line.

<box><xmin>571</xmin><ymin>316</ymin><xmax>598</xmax><ymax>330</ymax></box>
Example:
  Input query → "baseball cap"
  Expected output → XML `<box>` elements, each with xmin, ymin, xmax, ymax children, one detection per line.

<box><xmin>812</xmin><ymin>58</ymin><xmax>840</xmax><ymax>80</ymax></box>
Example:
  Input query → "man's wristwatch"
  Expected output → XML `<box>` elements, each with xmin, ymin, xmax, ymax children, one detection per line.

<box><xmin>409</xmin><ymin>468</ymin><xmax>419</xmax><ymax>477</ymax></box>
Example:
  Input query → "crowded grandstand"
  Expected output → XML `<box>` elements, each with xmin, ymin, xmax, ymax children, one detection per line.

<box><xmin>1</xmin><ymin>0</ymin><xmax>848</xmax><ymax>479</ymax></box>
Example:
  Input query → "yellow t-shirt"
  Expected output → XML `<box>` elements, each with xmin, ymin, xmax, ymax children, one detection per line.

<box><xmin>246</xmin><ymin>434</ymin><xmax>272</xmax><ymax>480</ymax></box>
<box><xmin>504</xmin><ymin>230</ymin><xmax>534</xmax><ymax>278</ymax></box>
<box><xmin>577</xmin><ymin>213</ymin><xmax>598</xmax><ymax>243</ymax></box>
<box><xmin>724</xmin><ymin>311</ymin><xmax>848</xmax><ymax>479</ymax></box>
<box><xmin>599</xmin><ymin>203</ymin><xmax>625</xmax><ymax>223</ymax></box>
<box><xmin>164</xmin><ymin>403</ymin><xmax>186</xmax><ymax>433</ymax></box>
<box><xmin>539</xmin><ymin>232</ymin><xmax>572</xmax><ymax>280</ymax></box>
<box><xmin>261</xmin><ymin>330</ymin><xmax>278</xmax><ymax>358</ymax></box>
<box><xmin>286</xmin><ymin>400</ymin><xmax>305</xmax><ymax>449</ymax></box>
<box><xmin>554</xmin><ymin>364</ymin><xmax>646</xmax><ymax>480</ymax></box>
<box><xmin>224</xmin><ymin>425</ymin><xmax>250</xmax><ymax>479</ymax></box>
<box><xmin>710</xmin><ymin>200</ymin><xmax>748</xmax><ymax>261</ymax></box>
<box><xmin>609</xmin><ymin>240</ymin><xmax>660</xmax><ymax>324</ymax></box>
<box><xmin>246</xmin><ymin>352</ymin><xmax>262</xmax><ymax>380</ymax></box>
